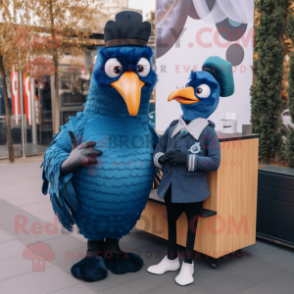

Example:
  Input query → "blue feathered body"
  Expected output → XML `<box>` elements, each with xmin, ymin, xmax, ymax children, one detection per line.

<box><xmin>42</xmin><ymin>46</ymin><xmax>158</xmax><ymax>240</ymax></box>
<box><xmin>73</xmin><ymin>117</ymin><xmax>155</xmax><ymax>240</ymax></box>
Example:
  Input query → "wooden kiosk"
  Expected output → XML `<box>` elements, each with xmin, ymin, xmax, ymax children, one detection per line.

<box><xmin>136</xmin><ymin>133</ymin><xmax>259</xmax><ymax>268</ymax></box>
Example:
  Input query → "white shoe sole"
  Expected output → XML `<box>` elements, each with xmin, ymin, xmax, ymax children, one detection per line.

<box><xmin>147</xmin><ymin>266</ymin><xmax>180</xmax><ymax>275</ymax></box>
<box><xmin>175</xmin><ymin>279</ymin><xmax>194</xmax><ymax>286</ymax></box>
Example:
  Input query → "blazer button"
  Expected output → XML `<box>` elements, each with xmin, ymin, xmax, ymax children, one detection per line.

<box><xmin>174</xmin><ymin>171</ymin><xmax>177</xmax><ymax>174</ymax></box>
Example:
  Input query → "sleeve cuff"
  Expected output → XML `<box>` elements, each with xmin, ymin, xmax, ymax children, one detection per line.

<box><xmin>154</xmin><ymin>152</ymin><xmax>165</xmax><ymax>169</ymax></box>
<box><xmin>188</xmin><ymin>154</ymin><xmax>198</xmax><ymax>172</ymax></box>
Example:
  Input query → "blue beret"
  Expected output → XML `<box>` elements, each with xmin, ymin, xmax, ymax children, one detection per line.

<box><xmin>202</xmin><ymin>56</ymin><xmax>235</xmax><ymax>97</ymax></box>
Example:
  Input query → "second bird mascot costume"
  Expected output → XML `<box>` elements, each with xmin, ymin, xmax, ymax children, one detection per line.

<box><xmin>148</xmin><ymin>56</ymin><xmax>234</xmax><ymax>286</ymax></box>
<box><xmin>42</xmin><ymin>11</ymin><xmax>159</xmax><ymax>282</ymax></box>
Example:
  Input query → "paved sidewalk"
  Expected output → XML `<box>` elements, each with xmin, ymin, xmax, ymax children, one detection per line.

<box><xmin>0</xmin><ymin>157</ymin><xmax>294</xmax><ymax>294</ymax></box>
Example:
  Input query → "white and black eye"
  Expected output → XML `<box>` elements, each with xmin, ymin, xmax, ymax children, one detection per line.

<box><xmin>195</xmin><ymin>84</ymin><xmax>211</xmax><ymax>98</ymax></box>
<box><xmin>105</xmin><ymin>58</ymin><xmax>122</xmax><ymax>78</ymax></box>
<box><xmin>137</xmin><ymin>58</ymin><xmax>150</xmax><ymax>77</ymax></box>
<box><xmin>183</xmin><ymin>79</ymin><xmax>191</xmax><ymax>88</ymax></box>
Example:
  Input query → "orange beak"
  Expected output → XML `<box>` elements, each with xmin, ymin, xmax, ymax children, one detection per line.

<box><xmin>167</xmin><ymin>87</ymin><xmax>200</xmax><ymax>105</ymax></box>
<box><xmin>110</xmin><ymin>72</ymin><xmax>145</xmax><ymax>116</ymax></box>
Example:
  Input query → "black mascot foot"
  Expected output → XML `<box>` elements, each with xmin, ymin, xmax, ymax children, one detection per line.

<box><xmin>71</xmin><ymin>240</ymin><xmax>107</xmax><ymax>282</ymax></box>
<box><xmin>103</xmin><ymin>238</ymin><xmax>143</xmax><ymax>274</ymax></box>
<box><xmin>71</xmin><ymin>254</ymin><xmax>108</xmax><ymax>282</ymax></box>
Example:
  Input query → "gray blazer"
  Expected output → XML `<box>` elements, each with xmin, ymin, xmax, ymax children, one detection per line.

<box><xmin>154</xmin><ymin>116</ymin><xmax>221</xmax><ymax>203</ymax></box>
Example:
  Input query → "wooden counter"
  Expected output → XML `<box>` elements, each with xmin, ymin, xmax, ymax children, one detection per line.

<box><xmin>136</xmin><ymin>133</ymin><xmax>259</xmax><ymax>259</ymax></box>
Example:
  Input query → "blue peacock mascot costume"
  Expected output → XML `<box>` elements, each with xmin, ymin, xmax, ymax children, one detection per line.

<box><xmin>42</xmin><ymin>11</ymin><xmax>159</xmax><ymax>282</ymax></box>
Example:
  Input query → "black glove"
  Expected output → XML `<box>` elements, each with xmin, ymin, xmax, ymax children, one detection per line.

<box><xmin>158</xmin><ymin>154</ymin><xmax>171</xmax><ymax>165</ymax></box>
<box><xmin>165</xmin><ymin>150</ymin><xmax>187</xmax><ymax>166</ymax></box>
<box><xmin>60</xmin><ymin>131</ymin><xmax>103</xmax><ymax>175</ymax></box>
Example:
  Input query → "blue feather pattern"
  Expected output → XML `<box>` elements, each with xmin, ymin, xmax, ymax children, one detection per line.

<box><xmin>42</xmin><ymin>46</ymin><xmax>159</xmax><ymax>239</ymax></box>
<box><xmin>42</xmin><ymin>114</ymin><xmax>84</xmax><ymax>231</ymax></box>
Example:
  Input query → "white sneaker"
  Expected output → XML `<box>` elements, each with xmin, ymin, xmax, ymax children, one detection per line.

<box><xmin>175</xmin><ymin>261</ymin><xmax>194</xmax><ymax>286</ymax></box>
<box><xmin>147</xmin><ymin>256</ymin><xmax>180</xmax><ymax>275</ymax></box>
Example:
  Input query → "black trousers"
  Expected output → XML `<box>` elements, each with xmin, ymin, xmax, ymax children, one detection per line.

<box><xmin>164</xmin><ymin>185</ymin><xmax>203</xmax><ymax>263</ymax></box>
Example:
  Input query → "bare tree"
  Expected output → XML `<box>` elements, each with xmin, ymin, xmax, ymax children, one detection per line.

<box><xmin>28</xmin><ymin>0</ymin><xmax>103</xmax><ymax>134</ymax></box>
<box><xmin>0</xmin><ymin>0</ymin><xmax>31</xmax><ymax>162</ymax></box>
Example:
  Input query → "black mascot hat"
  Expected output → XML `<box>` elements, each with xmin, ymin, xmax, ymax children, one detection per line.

<box><xmin>104</xmin><ymin>11</ymin><xmax>151</xmax><ymax>48</ymax></box>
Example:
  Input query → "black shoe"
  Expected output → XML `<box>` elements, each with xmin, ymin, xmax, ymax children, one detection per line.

<box><xmin>71</xmin><ymin>252</ymin><xmax>108</xmax><ymax>282</ymax></box>
<box><xmin>103</xmin><ymin>238</ymin><xmax>143</xmax><ymax>274</ymax></box>
<box><xmin>71</xmin><ymin>239</ymin><xmax>107</xmax><ymax>282</ymax></box>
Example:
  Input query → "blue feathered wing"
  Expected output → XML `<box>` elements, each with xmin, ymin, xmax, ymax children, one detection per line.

<box><xmin>42</xmin><ymin>112</ymin><xmax>85</xmax><ymax>231</ymax></box>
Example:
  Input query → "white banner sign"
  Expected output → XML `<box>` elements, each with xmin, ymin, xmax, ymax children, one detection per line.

<box><xmin>155</xmin><ymin>0</ymin><xmax>254</xmax><ymax>133</ymax></box>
